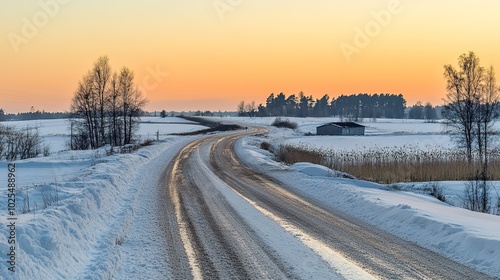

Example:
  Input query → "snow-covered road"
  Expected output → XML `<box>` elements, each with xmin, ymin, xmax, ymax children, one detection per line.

<box><xmin>162</xmin><ymin>133</ymin><xmax>345</xmax><ymax>279</ymax></box>
<box><xmin>158</xmin><ymin>128</ymin><xmax>495</xmax><ymax>279</ymax></box>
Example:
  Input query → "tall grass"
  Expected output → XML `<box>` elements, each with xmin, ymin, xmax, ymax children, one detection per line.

<box><xmin>276</xmin><ymin>144</ymin><xmax>500</xmax><ymax>183</ymax></box>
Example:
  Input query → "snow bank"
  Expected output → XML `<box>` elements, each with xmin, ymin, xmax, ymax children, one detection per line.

<box><xmin>0</xmin><ymin>137</ymin><xmax>192</xmax><ymax>279</ymax></box>
<box><xmin>290</xmin><ymin>162</ymin><xmax>354</xmax><ymax>179</ymax></box>
<box><xmin>291</xmin><ymin>162</ymin><xmax>335</xmax><ymax>177</ymax></box>
<box><xmin>1</xmin><ymin>153</ymin><xmax>144</xmax><ymax>278</ymax></box>
<box><xmin>237</xmin><ymin>136</ymin><xmax>500</xmax><ymax>277</ymax></box>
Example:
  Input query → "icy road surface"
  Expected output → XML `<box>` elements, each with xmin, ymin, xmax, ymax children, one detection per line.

<box><xmin>158</xmin><ymin>128</ymin><xmax>494</xmax><ymax>279</ymax></box>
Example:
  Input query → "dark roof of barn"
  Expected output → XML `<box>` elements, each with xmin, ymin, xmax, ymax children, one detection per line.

<box><xmin>317</xmin><ymin>122</ymin><xmax>365</xmax><ymax>128</ymax></box>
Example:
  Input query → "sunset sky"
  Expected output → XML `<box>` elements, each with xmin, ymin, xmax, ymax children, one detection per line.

<box><xmin>1</xmin><ymin>0</ymin><xmax>500</xmax><ymax>113</ymax></box>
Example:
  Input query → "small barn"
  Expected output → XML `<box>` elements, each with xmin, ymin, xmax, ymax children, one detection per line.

<box><xmin>316</xmin><ymin>122</ymin><xmax>365</xmax><ymax>136</ymax></box>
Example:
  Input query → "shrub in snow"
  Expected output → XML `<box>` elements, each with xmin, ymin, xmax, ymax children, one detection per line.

<box><xmin>426</xmin><ymin>182</ymin><xmax>446</xmax><ymax>203</ymax></box>
<box><xmin>271</xmin><ymin>117</ymin><xmax>298</xmax><ymax>129</ymax></box>
<box><xmin>43</xmin><ymin>143</ymin><xmax>51</xmax><ymax>156</ymax></box>
<box><xmin>275</xmin><ymin>144</ymin><xmax>323</xmax><ymax>166</ymax></box>
<box><xmin>461</xmin><ymin>178</ymin><xmax>491</xmax><ymax>213</ymax></box>
<box><xmin>140</xmin><ymin>139</ymin><xmax>154</xmax><ymax>147</ymax></box>
<box><xmin>260</xmin><ymin>141</ymin><xmax>271</xmax><ymax>152</ymax></box>
<box><xmin>0</xmin><ymin>124</ymin><xmax>44</xmax><ymax>160</ymax></box>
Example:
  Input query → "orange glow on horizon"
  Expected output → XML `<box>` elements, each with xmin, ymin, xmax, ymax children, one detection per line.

<box><xmin>1</xmin><ymin>0</ymin><xmax>500</xmax><ymax>113</ymax></box>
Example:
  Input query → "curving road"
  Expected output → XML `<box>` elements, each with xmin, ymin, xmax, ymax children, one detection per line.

<box><xmin>159</xmin><ymin>128</ymin><xmax>497</xmax><ymax>279</ymax></box>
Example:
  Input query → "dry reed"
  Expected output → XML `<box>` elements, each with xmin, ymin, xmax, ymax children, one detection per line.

<box><xmin>276</xmin><ymin>144</ymin><xmax>500</xmax><ymax>183</ymax></box>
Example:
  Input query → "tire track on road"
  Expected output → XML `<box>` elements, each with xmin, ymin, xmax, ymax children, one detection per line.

<box><xmin>160</xmin><ymin>126</ymin><xmax>496</xmax><ymax>279</ymax></box>
<box><xmin>208</xmin><ymin>128</ymin><xmax>497</xmax><ymax>280</ymax></box>
<box><xmin>161</xmin><ymin>136</ymin><xmax>292</xmax><ymax>279</ymax></box>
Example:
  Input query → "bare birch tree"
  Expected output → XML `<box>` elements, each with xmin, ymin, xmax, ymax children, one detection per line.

<box><xmin>444</xmin><ymin>52</ymin><xmax>500</xmax><ymax>213</ymax></box>
<box><xmin>118</xmin><ymin>67</ymin><xmax>147</xmax><ymax>145</ymax></box>
<box><xmin>108</xmin><ymin>72</ymin><xmax>122</xmax><ymax>146</ymax></box>
<box><xmin>479</xmin><ymin>66</ymin><xmax>500</xmax><ymax>173</ymax></box>
<box><xmin>91</xmin><ymin>56</ymin><xmax>111</xmax><ymax>147</ymax></box>
<box><xmin>443</xmin><ymin>51</ymin><xmax>484</xmax><ymax>163</ymax></box>
<box><xmin>237</xmin><ymin>101</ymin><xmax>245</xmax><ymax>116</ymax></box>
<box><xmin>71</xmin><ymin>71</ymin><xmax>96</xmax><ymax>149</ymax></box>
<box><xmin>70</xmin><ymin>57</ymin><xmax>147</xmax><ymax>149</ymax></box>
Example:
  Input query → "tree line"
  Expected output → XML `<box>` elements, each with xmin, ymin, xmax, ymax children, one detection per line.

<box><xmin>0</xmin><ymin>109</ymin><xmax>70</xmax><ymax>121</ymax></box>
<box><xmin>407</xmin><ymin>101</ymin><xmax>438</xmax><ymax>121</ymax></box>
<box><xmin>70</xmin><ymin>56</ymin><xmax>147</xmax><ymax>150</ymax></box>
<box><xmin>238</xmin><ymin>92</ymin><xmax>409</xmax><ymax>120</ymax></box>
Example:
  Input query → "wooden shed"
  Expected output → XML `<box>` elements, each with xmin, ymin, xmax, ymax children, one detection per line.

<box><xmin>316</xmin><ymin>122</ymin><xmax>365</xmax><ymax>136</ymax></box>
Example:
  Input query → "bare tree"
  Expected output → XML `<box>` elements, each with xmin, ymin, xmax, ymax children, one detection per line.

<box><xmin>237</xmin><ymin>101</ymin><xmax>245</xmax><ymax>116</ymax></box>
<box><xmin>0</xmin><ymin>125</ymin><xmax>7</xmax><ymax>158</ymax></box>
<box><xmin>119</xmin><ymin>67</ymin><xmax>134</xmax><ymax>145</ymax></box>
<box><xmin>18</xmin><ymin>126</ymin><xmax>42</xmax><ymax>159</ymax></box>
<box><xmin>245</xmin><ymin>101</ymin><xmax>256</xmax><ymax>117</ymax></box>
<box><xmin>108</xmin><ymin>72</ymin><xmax>122</xmax><ymax>146</ymax></box>
<box><xmin>118</xmin><ymin>67</ymin><xmax>147</xmax><ymax>145</ymax></box>
<box><xmin>92</xmin><ymin>56</ymin><xmax>111</xmax><ymax>146</ymax></box>
<box><xmin>462</xmin><ymin>178</ymin><xmax>491</xmax><ymax>213</ymax></box>
<box><xmin>443</xmin><ymin>51</ymin><xmax>484</xmax><ymax>163</ymax></box>
<box><xmin>477</xmin><ymin>66</ymin><xmax>499</xmax><ymax>212</ymax></box>
<box><xmin>250</xmin><ymin>101</ymin><xmax>257</xmax><ymax>117</ymax></box>
<box><xmin>479</xmin><ymin>66</ymin><xmax>500</xmax><ymax>174</ymax></box>
<box><xmin>127</xmin><ymin>86</ymin><xmax>147</xmax><ymax>144</ymax></box>
<box><xmin>70</xmin><ymin>57</ymin><xmax>147</xmax><ymax>149</ymax></box>
<box><xmin>71</xmin><ymin>71</ymin><xmax>96</xmax><ymax>149</ymax></box>
<box><xmin>0</xmin><ymin>125</ymin><xmax>19</xmax><ymax>160</ymax></box>
<box><xmin>444</xmin><ymin>52</ymin><xmax>500</xmax><ymax>213</ymax></box>
<box><xmin>0</xmin><ymin>125</ymin><xmax>43</xmax><ymax>160</ymax></box>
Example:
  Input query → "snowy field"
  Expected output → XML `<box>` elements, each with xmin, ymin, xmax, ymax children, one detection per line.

<box><xmin>0</xmin><ymin>116</ymin><xmax>499</xmax><ymax>278</ymax></box>
<box><xmin>0</xmin><ymin>117</ymin><xmax>208</xmax><ymax>214</ymax></box>
<box><xmin>0</xmin><ymin>116</ymin><xmax>207</xmax><ymax>206</ymax></box>
<box><xmin>1</xmin><ymin>117</ymin><xmax>207</xmax><ymax>153</ymax></box>
<box><xmin>217</xmin><ymin>116</ymin><xmax>445</xmax><ymax>133</ymax></box>
<box><xmin>236</xmin><ymin>134</ymin><xmax>500</xmax><ymax>277</ymax></box>
<box><xmin>217</xmin><ymin>116</ymin><xmax>453</xmax><ymax>148</ymax></box>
